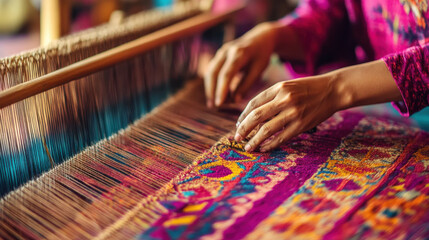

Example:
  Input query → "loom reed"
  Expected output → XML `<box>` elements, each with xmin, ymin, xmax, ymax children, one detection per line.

<box><xmin>0</xmin><ymin>2</ymin><xmax>243</xmax><ymax>239</ymax></box>
<box><xmin>0</xmin><ymin>81</ymin><xmax>237</xmax><ymax>239</ymax></box>
<box><xmin>0</xmin><ymin>2</ymin><xmax>204</xmax><ymax>196</ymax></box>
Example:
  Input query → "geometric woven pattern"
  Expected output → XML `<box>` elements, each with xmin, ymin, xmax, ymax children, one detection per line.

<box><xmin>103</xmin><ymin>110</ymin><xmax>429</xmax><ymax>239</ymax></box>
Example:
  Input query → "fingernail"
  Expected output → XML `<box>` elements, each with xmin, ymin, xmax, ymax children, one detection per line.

<box><xmin>234</xmin><ymin>133</ymin><xmax>242</xmax><ymax>142</ymax></box>
<box><xmin>245</xmin><ymin>144</ymin><xmax>252</xmax><ymax>152</ymax></box>
<box><xmin>236</xmin><ymin>121</ymin><xmax>240</xmax><ymax>127</ymax></box>
<box><xmin>260</xmin><ymin>148</ymin><xmax>266</xmax><ymax>153</ymax></box>
<box><xmin>206</xmin><ymin>100</ymin><xmax>213</xmax><ymax>108</ymax></box>
<box><xmin>215</xmin><ymin>97</ymin><xmax>221</xmax><ymax>106</ymax></box>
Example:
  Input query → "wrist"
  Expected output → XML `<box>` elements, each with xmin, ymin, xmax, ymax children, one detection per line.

<box><xmin>242</xmin><ymin>22</ymin><xmax>279</xmax><ymax>54</ymax></box>
<box><xmin>327</xmin><ymin>69</ymin><xmax>355</xmax><ymax>112</ymax></box>
<box><xmin>268</xmin><ymin>21</ymin><xmax>284</xmax><ymax>51</ymax></box>
<box><xmin>258</xmin><ymin>22</ymin><xmax>282</xmax><ymax>49</ymax></box>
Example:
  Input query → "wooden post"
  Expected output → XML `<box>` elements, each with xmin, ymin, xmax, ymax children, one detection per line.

<box><xmin>40</xmin><ymin>0</ymin><xmax>70</xmax><ymax>45</ymax></box>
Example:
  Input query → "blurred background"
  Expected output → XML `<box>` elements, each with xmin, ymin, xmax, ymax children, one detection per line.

<box><xmin>0</xmin><ymin>0</ymin><xmax>298</xmax><ymax>58</ymax></box>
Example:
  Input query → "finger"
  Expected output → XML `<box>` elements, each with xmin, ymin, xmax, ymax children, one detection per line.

<box><xmin>236</xmin><ymin>84</ymin><xmax>277</xmax><ymax>125</ymax></box>
<box><xmin>243</xmin><ymin>114</ymin><xmax>290</xmax><ymax>152</ymax></box>
<box><xmin>235</xmin><ymin>100</ymin><xmax>280</xmax><ymax>142</ymax></box>
<box><xmin>233</xmin><ymin>60</ymin><xmax>266</xmax><ymax>102</ymax></box>
<box><xmin>229</xmin><ymin>72</ymin><xmax>244</xmax><ymax>94</ymax></box>
<box><xmin>204</xmin><ymin>49</ymin><xmax>227</xmax><ymax>108</ymax></box>
<box><xmin>215</xmin><ymin>47</ymin><xmax>248</xmax><ymax>106</ymax></box>
<box><xmin>259</xmin><ymin>121</ymin><xmax>302</xmax><ymax>152</ymax></box>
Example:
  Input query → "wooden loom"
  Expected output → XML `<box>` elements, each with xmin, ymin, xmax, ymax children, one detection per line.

<box><xmin>0</xmin><ymin>2</ymin><xmax>243</xmax><ymax>238</ymax></box>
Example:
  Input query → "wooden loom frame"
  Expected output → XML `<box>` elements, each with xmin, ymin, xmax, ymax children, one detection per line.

<box><xmin>0</xmin><ymin>4</ymin><xmax>242</xmax><ymax>109</ymax></box>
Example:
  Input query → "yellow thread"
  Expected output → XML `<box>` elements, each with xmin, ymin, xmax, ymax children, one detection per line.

<box><xmin>183</xmin><ymin>202</ymin><xmax>208</xmax><ymax>212</ymax></box>
<box><xmin>42</xmin><ymin>135</ymin><xmax>55</xmax><ymax>168</ymax></box>
<box><xmin>163</xmin><ymin>215</ymin><xmax>197</xmax><ymax>227</ymax></box>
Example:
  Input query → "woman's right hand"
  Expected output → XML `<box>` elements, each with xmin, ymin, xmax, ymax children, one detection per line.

<box><xmin>204</xmin><ymin>22</ymin><xmax>279</xmax><ymax>108</ymax></box>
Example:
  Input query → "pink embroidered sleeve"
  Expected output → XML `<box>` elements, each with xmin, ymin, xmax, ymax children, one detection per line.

<box><xmin>279</xmin><ymin>0</ymin><xmax>347</xmax><ymax>74</ymax></box>
<box><xmin>383</xmin><ymin>44</ymin><xmax>429</xmax><ymax>117</ymax></box>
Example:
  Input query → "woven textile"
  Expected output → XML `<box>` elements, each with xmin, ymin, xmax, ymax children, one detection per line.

<box><xmin>109</xmin><ymin>110</ymin><xmax>428</xmax><ymax>239</ymax></box>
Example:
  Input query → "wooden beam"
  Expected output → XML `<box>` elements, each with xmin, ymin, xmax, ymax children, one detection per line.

<box><xmin>0</xmin><ymin>5</ymin><xmax>243</xmax><ymax>109</ymax></box>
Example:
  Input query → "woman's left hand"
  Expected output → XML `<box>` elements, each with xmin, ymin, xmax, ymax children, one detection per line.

<box><xmin>234</xmin><ymin>73</ymin><xmax>341</xmax><ymax>152</ymax></box>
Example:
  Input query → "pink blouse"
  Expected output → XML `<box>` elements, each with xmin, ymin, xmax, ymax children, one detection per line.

<box><xmin>280</xmin><ymin>0</ymin><xmax>429</xmax><ymax>116</ymax></box>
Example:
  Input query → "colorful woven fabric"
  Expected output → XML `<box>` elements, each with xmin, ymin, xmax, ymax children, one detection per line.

<box><xmin>108</xmin><ymin>109</ymin><xmax>428</xmax><ymax>239</ymax></box>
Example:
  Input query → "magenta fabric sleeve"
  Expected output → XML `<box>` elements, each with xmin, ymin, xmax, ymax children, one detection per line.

<box><xmin>383</xmin><ymin>44</ymin><xmax>429</xmax><ymax>116</ymax></box>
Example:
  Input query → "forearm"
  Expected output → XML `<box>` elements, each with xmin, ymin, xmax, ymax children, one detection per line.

<box><xmin>331</xmin><ymin>60</ymin><xmax>402</xmax><ymax>111</ymax></box>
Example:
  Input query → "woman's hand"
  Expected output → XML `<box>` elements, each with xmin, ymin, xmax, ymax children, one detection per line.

<box><xmin>204</xmin><ymin>23</ymin><xmax>278</xmax><ymax>108</ymax></box>
<box><xmin>234</xmin><ymin>60</ymin><xmax>403</xmax><ymax>152</ymax></box>
<box><xmin>234</xmin><ymin>74</ymin><xmax>340</xmax><ymax>152</ymax></box>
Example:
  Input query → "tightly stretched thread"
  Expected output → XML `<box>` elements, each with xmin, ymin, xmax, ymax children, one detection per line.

<box><xmin>0</xmin><ymin>2</ymin><xmax>203</xmax><ymax>196</ymax></box>
<box><xmin>0</xmin><ymin>81</ymin><xmax>237</xmax><ymax>239</ymax></box>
